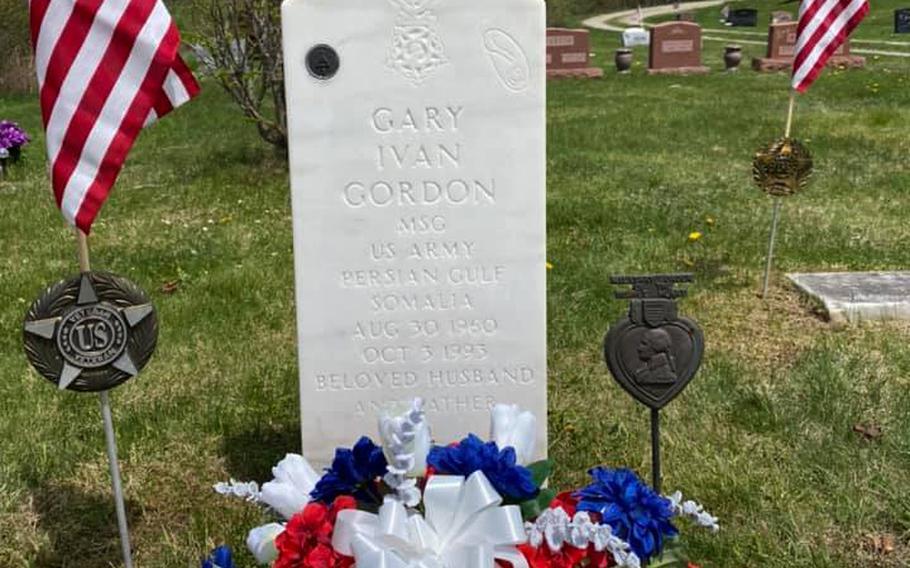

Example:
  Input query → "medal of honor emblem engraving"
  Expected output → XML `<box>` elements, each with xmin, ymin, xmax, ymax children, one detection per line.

<box><xmin>23</xmin><ymin>272</ymin><xmax>158</xmax><ymax>393</ymax></box>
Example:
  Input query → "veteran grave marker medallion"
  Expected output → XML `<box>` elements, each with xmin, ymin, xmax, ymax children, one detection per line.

<box><xmin>23</xmin><ymin>272</ymin><xmax>157</xmax><ymax>393</ymax></box>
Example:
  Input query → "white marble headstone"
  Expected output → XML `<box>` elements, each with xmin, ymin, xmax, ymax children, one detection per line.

<box><xmin>282</xmin><ymin>0</ymin><xmax>547</xmax><ymax>465</ymax></box>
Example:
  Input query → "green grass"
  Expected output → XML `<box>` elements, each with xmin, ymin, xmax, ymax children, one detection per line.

<box><xmin>2</xmin><ymin>3</ymin><xmax>910</xmax><ymax>566</ymax></box>
<box><xmin>662</xmin><ymin>0</ymin><xmax>906</xmax><ymax>41</ymax></box>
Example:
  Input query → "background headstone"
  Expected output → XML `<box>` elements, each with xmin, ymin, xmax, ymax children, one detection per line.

<box><xmin>283</xmin><ymin>0</ymin><xmax>548</xmax><ymax>465</ymax></box>
<box><xmin>676</xmin><ymin>11</ymin><xmax>696</xmax><ymax>22</ymax></box>
<box><xmin>897</xmin><ymin>9</ymin><xmax>910</xmax><ymax>33</ymax></box>
<box><xmin>546</xmin><ymin>28</ymin><xmax>604</xmax><ymax>78</ymax></box>
<box><xmin>771</xmin><ymin>11</ymin><xmax>794</xmax><ymax>24</ymax></box>
<box><xmin>728</xmin><ymin>8</ymin><xmax>758</xmax><ymax>27</ymax></box>
<box><xmin>753</xmin><ymin>23</ymin><xmax>865</xmax><ymax>71</ymax></box>
<box><xmin>648</xmin><ymin>22</ymin><xmax>709</xmax><ymax>75</ymax></box>
<box><xmin>622</xmin><ymin>27</ymin><xmax>650</xmax><ymax>48</ymax></box>
<box><xmin>752</xmin><ymin>22</ymin><xmax>797</xmax><ymax>71</ymax></box>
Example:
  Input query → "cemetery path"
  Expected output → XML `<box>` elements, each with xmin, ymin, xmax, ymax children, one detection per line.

<box><xmin>582</xmin><ymin>0</ymin><xmax>727</xmax><ymax>33</ymax></box>
<box><xmin>583</xmin><ymin>1</ymin><xmax>910</xmax><ymax>57</ymax></box>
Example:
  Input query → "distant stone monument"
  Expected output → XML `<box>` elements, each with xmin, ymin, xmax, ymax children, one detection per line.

<box><xmin>623</xmin><ymin>27</ymin><xmax>650</xmax><ymax>48</ymax></box>
<box><xmin>895</xmin><ymin>9</ymin><xmax>910</xmax><ymax>33</ymax></box>
<box><xmin>727</xmin><ymin>8</ymin><xmax>758</xmax><ymax>27</ymax></box>
<box><xmin>752</xmin><ymin>22</ymin><xmax>798</xmax><ymax>71</ymax></box>
<box><xmin>546</xmin><ymin>28</ymin><xmax>604</xmax><ymax>78</ymax></box>
<box><xmin>826</xmin><ymin>38</ymin><xmax>866</xmax><ymax>69</ymax></box>
<box><xmin>771</xmin><ymin>11</ymin><xmax>794</xmax><ymax>24</ymax></box>
<box><xmin>648</xmin><ymin>22</ymin><xmax>709</xmax><ymax>75</ymax></box>
<box><xmin>676</xmin><ymin>11</ymin><xmax>696</xmax><ymax>22</ymax></box>
<box><xmin>753</xmin><ymin>22</ymin><xmax>865</xmax><ymax>71</ymax></box>
<box><xmin>282</xmin><ymin>0</ymin><xmax>549</xmax><ymax>465</ymax></box>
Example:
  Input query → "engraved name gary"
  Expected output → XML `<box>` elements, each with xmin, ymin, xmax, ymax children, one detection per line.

<box><xmin>343</xmin><ymin>106</ymin><xmax>497</xmax><ymax>208</ymax></box>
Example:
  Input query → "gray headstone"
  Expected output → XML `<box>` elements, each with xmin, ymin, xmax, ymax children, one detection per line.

<box><xmin>788</xmin><ymin>272</ymin><xmax>910</xmax><ymax>323</ymax></box>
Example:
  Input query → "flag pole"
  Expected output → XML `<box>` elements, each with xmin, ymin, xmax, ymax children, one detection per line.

<box><xmin>75</xmin><ymin>229</ymin><xmax>135</xmax><ymax>568</ymax></box>
<box><xmin>761</xmin><ymin>91</ymin><xmax>797</xmax><ymax>300</ymax></box>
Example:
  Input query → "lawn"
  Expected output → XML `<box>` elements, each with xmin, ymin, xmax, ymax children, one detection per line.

<box><xmin>2</xmin><ymin>2</ymin><xmax>910</xmax><ymax>567</ymax></box>
<box><xmin>647</xmin><ymin>0</ymin><xmax>910</xmax><ymax>42</ymax></box>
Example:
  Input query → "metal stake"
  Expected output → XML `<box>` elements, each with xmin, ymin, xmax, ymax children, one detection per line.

<box><xmin>762</xmin><ymin>92</ymin><xmax>797</xmax><ymax>300</ymax></box>
<box><xmin>77</xmin><ymin>230</ymin><xmax>134</xmax><ymax>568</ymax></box>
<box><xmin>101</xmin><ymin>391</ymin><xmax>134</xmax><ymax>568</ymax></box>
<box><xmin>761</xmin><ymin>198</ymin><xmax>783</xmax><ymax>300</ymax></box>
<box><xmin>650</xmin><ymin>409</ymin><xmax>661</xmax><ymax>493</ymax></box>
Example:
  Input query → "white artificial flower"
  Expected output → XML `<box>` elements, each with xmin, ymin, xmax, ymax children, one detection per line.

<box><xmin>378</xmin><ymin>398</ymin><xmax>431</xmax><ymax>477</ymax></box>
<box><xmin>490</xmin><ymin>403</ymin><xmax>537</xmax><ymax>465</ymax></box>
<box><xmin>246</xmin><ymin>523</ymin><xmax>284</xmax><ymax>564</ymax></box>
<box><xmin>260</xmin><ymin>453</ymin><xmax>320</xmax><ymax>519</ymax></box>
<box><xmin>666</xmin><ymin>490</ymin><xmax>720</xmax><ymax>532</ymax></box>
<box><xmin>213</xmin><ymin>479</ymin><xmax>261</xmax><ymax>502</ymax></box>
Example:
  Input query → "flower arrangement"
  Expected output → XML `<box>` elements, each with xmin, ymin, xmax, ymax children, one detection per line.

<box><xmin>214</xmin><ymin>400</ymin><xmax>717</xmax><ymax>568</ymax></box>
<box><xmin>0</xmin><ymin>120</ymin><xmax>30</xmax><ymax>162</ymax></box>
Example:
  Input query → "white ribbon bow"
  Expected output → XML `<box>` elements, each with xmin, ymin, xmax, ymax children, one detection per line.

<box><xmin>333</xmin><ymin>471</ymin><xmax>529</xmax><ymax>568</ymax></box>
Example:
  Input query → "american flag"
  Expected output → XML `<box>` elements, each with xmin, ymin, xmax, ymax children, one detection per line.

<box><xmin>30</xmin><ymin>0</ymin><xmax>200</xmax><ymax>233</ymax></box>
<box><xmin>792</xmin><ymin>0</ymin><xmax>870</xmax><ymax>93</ymax></box>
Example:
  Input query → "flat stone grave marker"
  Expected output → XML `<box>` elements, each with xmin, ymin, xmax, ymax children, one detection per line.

<box><xmin>648</xmin><ymin>22</ymin><xmax>709</xmax><ymax>75</ymax></box>
<box><xmin>546</xmin><ymin>28</ymin><xmax>604</xmax><ymax>78</ymax></box>
<box><xmin>898</xmin><ymin>9</ymin><xmax>910</xmax><ymax>33</ymax></box>
<box><xmin>789</xmin><ymin>272</ymin><xmax>910</xmax><ymax>324</ymax></box>
<box><xmin>282</xmin><ymin>0</ymin><xmax>548</xmax><ymax>466</ymax></box>
<box><xmin>622</xmin><ymin>27</ymin><xmax>650</xmax><ymax>48</ymax></box>
<box><xmin>728</xmin><ymin>8</ymin><xmax>758</xmax><ymax>27</ymax></box>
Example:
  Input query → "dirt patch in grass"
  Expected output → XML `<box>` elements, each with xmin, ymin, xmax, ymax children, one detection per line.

<box><xmin>691</xmin><ymin>277</ymin><xmax>831</xmax><ymax>376</ymax></box>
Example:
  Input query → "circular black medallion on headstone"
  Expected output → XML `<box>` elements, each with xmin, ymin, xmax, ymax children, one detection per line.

<box><xmin>306</xmin><ymin>44</ymin><xmax>340</xmax><ymax>80</ymax></box>
<box><xmin>23</xmin><ymin>272</ymin><xmax>158</xmax><ymax>393</ymax></box>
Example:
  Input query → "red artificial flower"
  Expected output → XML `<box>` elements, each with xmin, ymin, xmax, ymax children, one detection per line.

<box><xmin>274</xmin><ymin>496</ymin><xmax>356</xmax><ymax>568</ymax></box>
<box><xmin>515</xmin><ymin>542</ymin><xmax>587</xmax><ymax>568</ymax></box>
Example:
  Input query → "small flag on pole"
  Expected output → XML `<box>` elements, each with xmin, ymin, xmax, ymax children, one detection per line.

<box><xmin>792</xmin><ymin>0</ymin><xmax>870</xmax><ymax>93</ymax></box>
<box><xmin>30</xmin><ymin>0</ymin><xmax>200</xmax><ymax>233</ymax></box>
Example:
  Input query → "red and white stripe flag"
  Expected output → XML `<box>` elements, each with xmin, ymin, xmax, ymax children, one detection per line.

<box><xmin>792</xmin><ymin>0</ymin><xmax>869</xmax><ymax>93</ymax></box>
<box><xmin>30</xmin><ymin>0</ymin><xmax>200</xmax><ymax>233</ymax></box>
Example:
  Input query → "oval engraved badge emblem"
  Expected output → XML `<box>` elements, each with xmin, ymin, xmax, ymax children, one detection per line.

<box><xmin>483</xmin><ymin>29</ymin><xmax>530</xmax><ymax>93</ymax></box>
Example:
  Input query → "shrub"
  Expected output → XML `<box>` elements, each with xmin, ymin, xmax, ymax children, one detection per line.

<box><xmin>0</xmin><ymin>0</ymin><xmax>35</xmax><ymax>93</ymax></box>
<box><xmin>190</xmin><ymin>0</ymin><xmax>287</xmax><ymax>151</ymax></box>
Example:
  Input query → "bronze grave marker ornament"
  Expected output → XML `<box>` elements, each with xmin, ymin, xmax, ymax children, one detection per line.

<box><xmin>24</xmin><ymin>272</ymin><xmax>158</xmax><ymax>393</ymax></box>
<box><xmin>603</xmin><ymin>274</ymin><xmax>704</xmax><ymax>491</ymax></box>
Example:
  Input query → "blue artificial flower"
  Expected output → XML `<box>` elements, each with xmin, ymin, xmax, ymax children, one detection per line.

<box><xmin>575</xmin><ymin>467</ymin><xmax>678</xmax><ymax>562</ymax></box>
<box><xmin>310</xmin><ymin>436</ymin><xmax>388</xmax><ymax>504</ymax></box>
<box><xmin>427</xmin><ymin>434</ymin><xmax>539</xmax><ymax>502</ymax></box>
<box><xmin>201</xmin><ymin>545</ymin><xmax>234</xmax><ymax>568</ymax></box>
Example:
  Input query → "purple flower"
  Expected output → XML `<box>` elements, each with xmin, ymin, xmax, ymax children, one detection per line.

<box><xmin>427</xmin><ymin>434</ymin><xmax>539</xmax><ymax>502</ymax></box>
<box><xmin>575</xmin><ymin>467</ymin><xmax>678</xmax><ymax>562</ymax></box>
<box><xmin>310</xmin><ymin>436</ymin><xmax>388</xmax><ymax>505</ymax></box>
<box><xmin>0</xmin><ymin>121</ymin><xmax>30</xmax><ymax>150</ymax></box>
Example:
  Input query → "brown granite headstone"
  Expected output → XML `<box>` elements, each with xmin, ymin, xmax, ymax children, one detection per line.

<box><xmin>546</xmin><ymin>28</ymin><xmax>604</xmax><ymax>78</ymax></box>
<box><xmin>753</xmin><ymin>22</ymin><xmax>865</xmax><ymax>71</ymax></box>
<box><xmin>648</xmin><ymin>22</ymin><xmax>709</xmax><ymax>75</ymax></box>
